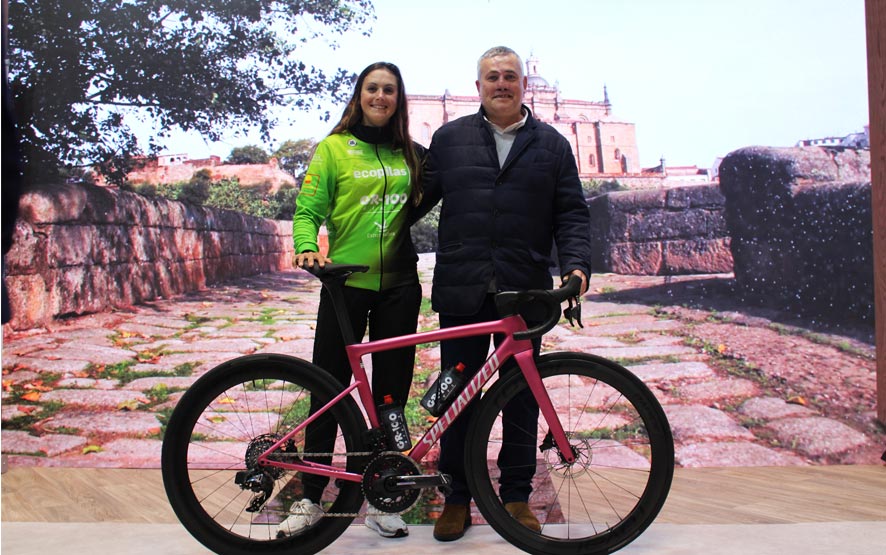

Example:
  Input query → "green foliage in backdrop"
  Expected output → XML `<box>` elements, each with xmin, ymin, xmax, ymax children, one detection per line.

<box><xmin>7</xmin><ymin>0</ymin><xmax>375</xmax><ymax>185</ymax></box>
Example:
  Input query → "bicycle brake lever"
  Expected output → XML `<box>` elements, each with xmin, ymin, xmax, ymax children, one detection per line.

<box><xmin>563</xmin><ymin>297</ymin><xmax>583</xmax><ymax>328</ymax></box>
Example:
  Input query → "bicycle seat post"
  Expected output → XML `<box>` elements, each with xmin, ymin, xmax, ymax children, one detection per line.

<box><xmin>301</xmin><ymin>263</ymin><xmax>369</xmax><ymax>347</ymax></box>
<box><xmin>321</xmin><ymin>275</ymin><xmax>358</xmax><ymax>347</ymax></box>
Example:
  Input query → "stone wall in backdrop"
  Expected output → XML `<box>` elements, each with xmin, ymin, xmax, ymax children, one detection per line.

<box><xmin>4</xmin><ymin>145</ymin><xmax>873</xmax><ymax>331</ymax></box>
<box><xmin>588</xmin><ymin>184</ymin><xmax>733</xmax><ymax>275</ymax></box>
<box><xmin>718</xmin><ymin>146</ymin><xmax>872</xmax><ymax>322</ymax></box>
<box><xmin>4</xmin><ymin>182</ymin><xmax>294</xmax><ymax>331</ymax></box>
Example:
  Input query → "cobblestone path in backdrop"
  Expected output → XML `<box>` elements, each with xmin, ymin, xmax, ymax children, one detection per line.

<box><xmin>2</xmin><ymin>254</ymin><xmax>883</xmax><ymax>469</ymax></box>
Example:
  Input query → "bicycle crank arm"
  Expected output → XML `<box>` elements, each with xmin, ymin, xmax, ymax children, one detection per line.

<box><xmin>385</xmin><ymin>473</ymin><xmax>452</xmax><ymax>492</ymax></box>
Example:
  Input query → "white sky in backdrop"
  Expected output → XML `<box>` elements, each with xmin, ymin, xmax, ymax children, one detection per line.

<box><xmin>153</xmin><ymin>0</ymin><xmax>870</xmax><ymax>169</ymax></box>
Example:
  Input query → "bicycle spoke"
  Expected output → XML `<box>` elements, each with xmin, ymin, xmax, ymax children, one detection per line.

<box><xmin>466</xmin><ymin>353</ymin><xmax>673</xmax><ymax>555</ymax></box>
<box><xmin>162</xmin><ymin>355</ymin><xmax>367</xmax><ymax>555</ymax></box>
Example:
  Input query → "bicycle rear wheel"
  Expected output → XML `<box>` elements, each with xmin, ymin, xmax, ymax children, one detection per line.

<box><xmin>161</xmin><ymin>354</ymin><xmax>367</xmax><ymax>555</ymax></box>
<box><xmin>466</xmin><ymin>352</ymin><xmax>673</xmax><ymax>555</ymax></box>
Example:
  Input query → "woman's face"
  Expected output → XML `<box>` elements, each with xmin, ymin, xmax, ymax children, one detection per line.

<box><xmin>360</xmin><ymin>69</ymin><xmax>399</xmax><ymax>127</ymax></box>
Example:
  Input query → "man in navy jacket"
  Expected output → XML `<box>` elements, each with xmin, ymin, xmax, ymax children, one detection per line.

<box><xmin>416</xmin><ymin>46</ymin><xmax>592</xmax><ymax>542</ymax></box>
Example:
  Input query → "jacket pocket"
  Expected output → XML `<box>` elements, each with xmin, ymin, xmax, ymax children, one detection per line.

<box><xmin>438</xmin><ymin>241</ymin><xmax>463</xmax><ymax>253</ymax></box>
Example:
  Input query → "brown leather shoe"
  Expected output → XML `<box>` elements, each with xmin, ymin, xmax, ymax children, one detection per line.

<box><xmin>504</xmin><ymin>501</ymin><xmax>541</xmax><ymax>532</ymax></box>
<box><xmin>433</xmin><ymin>503</ymin><xmax>471</xmax><ymax>541</ymax></box>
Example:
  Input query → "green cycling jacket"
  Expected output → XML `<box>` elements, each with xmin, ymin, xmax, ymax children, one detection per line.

<box><xmin>293</xmin><ymin>131</ymin><xmax>418</xmax><ymax>291</ymax></box>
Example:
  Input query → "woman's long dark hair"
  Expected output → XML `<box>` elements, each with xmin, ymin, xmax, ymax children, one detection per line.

<box><xmin>330</xmin><ymin>62</ymin><xmax>423</xmax><ymax>205</ymax></box>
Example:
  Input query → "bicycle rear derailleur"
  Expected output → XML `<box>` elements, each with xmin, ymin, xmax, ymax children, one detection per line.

<box><xmin>234</xmin><ymin>433</ymin><xmax>297</xmax><ymax>513</ymax></box>
<box><xmin>361</xmin><ymin>452</ymin><xmax>453</xmax><ymax>513</ymax></box>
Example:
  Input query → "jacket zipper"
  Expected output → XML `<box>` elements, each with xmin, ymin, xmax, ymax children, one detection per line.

<box><xmin>374</xmin><ymin>144</ymin><xmax>388</xmax><ymax>290</ymax></box>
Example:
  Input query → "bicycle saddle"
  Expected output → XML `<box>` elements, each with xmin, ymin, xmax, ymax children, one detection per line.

<box><xmin>300</xmin><ymin>262</ymin><xmax>369</xmax><ymax>282</ymax></box>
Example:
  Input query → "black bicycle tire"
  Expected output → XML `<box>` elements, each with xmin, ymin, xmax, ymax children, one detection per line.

<box><xmin>465</xmin><ymin>352</ymin><xmax>674</xmax><ymax>555</ymax></box>
<box><xmin>161</xmin><ymin>354</ymin><xmax>368</xmax><ymax>555</ymax></box>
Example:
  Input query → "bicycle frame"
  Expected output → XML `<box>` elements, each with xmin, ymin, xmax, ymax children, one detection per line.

<box><xmin>256</xmin><ymin>312</ymin><xmax>576</xmax><ymax>483</ymax></box>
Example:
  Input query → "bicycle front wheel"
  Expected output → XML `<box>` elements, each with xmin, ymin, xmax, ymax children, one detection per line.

<box><xmin>466</xmin><ymin>352</ymin><xmax>674</xmax><ymax>555</ymax></box>
<box><xmin>161</xmin><ymin>354</ymin><xmax>368</xmax><ymax>555</ymax></box>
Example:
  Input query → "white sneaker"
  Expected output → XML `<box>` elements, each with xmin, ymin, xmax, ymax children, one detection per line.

<box><xmin>365</xmin><ymin>504</ymin><xmax>409</xmax><ymax>538</ymax></box>
<box><xmin>277</xmin><ymin>498</ymin><xmax>324</xmax><ymax>538</ymax></box>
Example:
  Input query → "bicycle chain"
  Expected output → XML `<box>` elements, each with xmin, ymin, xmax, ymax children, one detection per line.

<box><xmin>266</xmin><ymin>450</ymin><xmax>414</xmax><ymax>517</ymax></box>
<box><xmin>269</xmin><ymin>451</ymin><xmax>376</xmax><ymax>458</ymax></box>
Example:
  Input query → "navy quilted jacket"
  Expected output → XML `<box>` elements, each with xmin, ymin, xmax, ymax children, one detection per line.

<box><xmin>418</xmin><ymin>107</ymin><xmax>592</xmax><ymax>316</ymax></box>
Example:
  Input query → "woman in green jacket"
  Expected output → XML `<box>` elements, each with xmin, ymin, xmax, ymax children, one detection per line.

<box><xmin>278</xmin><ymin>62</ymin><xmax>423</xmax><ymax>540</ymax></box>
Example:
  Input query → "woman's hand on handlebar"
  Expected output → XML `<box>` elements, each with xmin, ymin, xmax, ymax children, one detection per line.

<box><xmin>563</xmin><ymin>270</ymin><xmax>589</xmax><ymax>296</ymax></box>
<box><xmin>296</xmin><ymin>251</ymin><xmax>332</xmax><ymax>269</ymax></box>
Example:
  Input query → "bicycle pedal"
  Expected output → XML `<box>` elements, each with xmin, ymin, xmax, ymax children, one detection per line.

<box><xmin>437</xmin><ymin>473</ymin><xmax>453</xmax><ymax>495</ymax></box>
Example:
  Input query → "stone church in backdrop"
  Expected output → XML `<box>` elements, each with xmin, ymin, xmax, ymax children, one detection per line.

<box><xmin>406</xmin><ymin>54</ymin><xmax>641</xmax><ymax>180</ymax></box>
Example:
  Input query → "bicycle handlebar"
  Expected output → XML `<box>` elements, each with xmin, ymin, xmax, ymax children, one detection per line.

<box><xmin>494</xmin><ymin>275</ymin><xmax>583</xmax><ymax>341</ymax></box>
<box><xmin>299</xmin><ymin>262</ymin><xmax>581</xmax><ymax>341</ymax></box>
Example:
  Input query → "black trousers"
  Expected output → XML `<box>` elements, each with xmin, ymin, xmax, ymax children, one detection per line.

<box><xmin>303</xmin><ymin>282</ymin><xmax>421</xmax><ymax>502</ymax></box>
<box><xmin>436</xmin><ymin>295</ymin><xmax>541</xmax><ymax>505</ymax></box>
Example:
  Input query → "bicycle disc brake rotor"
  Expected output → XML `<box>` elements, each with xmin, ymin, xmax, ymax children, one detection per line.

<box><xmin>361</xmin><ymin>452</ymin><xmax>421</xmax><ymax>513</ymax></box>
<box><xmin>541</xmin><ymin>433</ymin><xmax>593</xmax><ymax>479</ymax></box>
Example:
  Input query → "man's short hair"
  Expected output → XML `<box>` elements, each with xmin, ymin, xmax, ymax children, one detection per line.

<box><xmin>477</xmin><ymin>46</ymin><xmax>523</xmax><ymax>79</ymax></box>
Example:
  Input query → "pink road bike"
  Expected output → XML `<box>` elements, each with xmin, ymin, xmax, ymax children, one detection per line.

<box><xmin>162</xmin><ymin>264</ymin><xmax>673</xmax><ymax>555</ymax></box>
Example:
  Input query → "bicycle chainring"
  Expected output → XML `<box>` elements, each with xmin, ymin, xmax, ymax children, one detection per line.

<box><xmin>361</xmin><ymin>452</ymin><xmax>421</xmax><ymax>513</ymax></box>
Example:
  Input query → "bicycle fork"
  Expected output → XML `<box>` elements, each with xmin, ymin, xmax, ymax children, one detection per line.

<box><xmin>513</xmin><ymin>350</ymin><xmax>577</xmax><ymax>464</ymax></box>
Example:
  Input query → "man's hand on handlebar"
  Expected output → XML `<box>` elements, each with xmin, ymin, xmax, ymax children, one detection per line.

<box><xmin>562</xmin><ymin>270</ymin><xmax>587</xmax><ymax>329</ymax></box>
<box><xmin>296</xmin><ymin>251</ymin><xmax>331</xmax><ymax>269</ymax></box>
<box><xmin>564</xmin><ymin>270</ymin><xmax>588</xmax><ymax>296</ymax></box>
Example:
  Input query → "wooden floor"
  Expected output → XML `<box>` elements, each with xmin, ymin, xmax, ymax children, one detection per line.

<box><xmin>3</xmin><ymin>464</ymin><xmax>885</xmax><ymax>525</ymax></box>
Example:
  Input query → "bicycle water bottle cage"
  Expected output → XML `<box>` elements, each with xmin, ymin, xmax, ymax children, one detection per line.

<box><xmin>300</xmin><ymin>262</ymin><xmax>369</xmax><ymax>284</ymax></box>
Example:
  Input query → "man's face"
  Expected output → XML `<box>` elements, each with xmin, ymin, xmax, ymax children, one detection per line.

<box><xmin>476</xmin><ymin>54</ymin><xmax>526</xmax><ymax>125</ymax></box>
